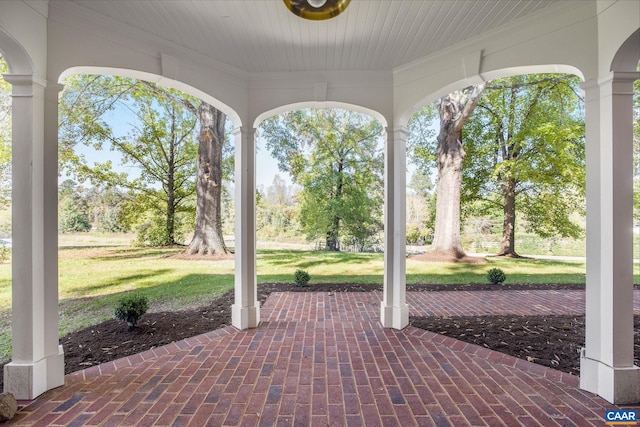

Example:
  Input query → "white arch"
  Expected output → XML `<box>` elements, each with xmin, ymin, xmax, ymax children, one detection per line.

<box><xmin>611</xmin><ymin>28</ymin><xmax>640</xmax><ymax>72</ymax></box>
<box><xmin>0</xmin><ymin>28</ymin><xmax>33</xmax><ymax>75</ymax></box>
<box><xmin>59</xmin><ymin>66</ymin><xmax>243</xmax><ymax>128</ymax></box>
<box><xmin>399</xmin><ymin>63</ymin><xmax>584</xmax><ymax>127</ymax></box>
<box><xmin>253</xmin><ymin>101</ymin><xmax>388</xmax><ymax>129</ymax></box>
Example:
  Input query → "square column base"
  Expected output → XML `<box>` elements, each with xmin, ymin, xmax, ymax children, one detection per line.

<box><xmin>4</xmin><ymin>345</ymin><xmax>64</xmax><ymax>400</ymax></box>
<box><xmin>380</xmin><ymin>303</ymin><xmax>409</xmax><ymax>330</ymax></box>
<box><xmin>232</xmin><ymin>304</ymin><xmax>260</xmax><ymax>330</ymax></box>
<box><xmin>580</xmin><ymin>348</ymin><xmax>640</xmax><ymax>404</ymax></box>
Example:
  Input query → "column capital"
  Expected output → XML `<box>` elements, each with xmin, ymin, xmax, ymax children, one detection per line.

<box><xmin>580</xmin><ymin>78</ymin><xmax>599</xmax><ymax>92</ymax></box>
<box><xmin>598</xmin><ymin>71</ymin><xmax>640</xmax><ymax>84</ymax></box>
<box><xmin>392</xmin><ymin>125</ymin><xmax>409</xmax><ymax>137</ymax></box>
<box><xmin>231</xmin><ymin>126</ymin><xmax>256</xmax><ymax>139</ymax></box>
<box><xmin>2</xmin><ymin>73</ymin><xmax>47</xmax><ymax>89</ymax></box>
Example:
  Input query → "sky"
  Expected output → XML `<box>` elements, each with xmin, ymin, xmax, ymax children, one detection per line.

<box><xmin>58</xmin><ymin>96</ymin><xmax>291</xmax><ymax>189</ymax></box>
<box><xmin>57</xmin><ymin>88</ymin><xmax>426</xmax><ymax>193</ymax></box>
<box><xmin>62</xmin><ymin>128</ymin><xmax>292</xmax><ymax>190</ymax></box>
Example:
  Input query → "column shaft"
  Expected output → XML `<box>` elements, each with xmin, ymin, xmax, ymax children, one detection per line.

<box><xmin>232</xmin><ymin>127</ymin><xmax>259</xmax><ymax>329</ymax></box>
<box><xmin>3</xmin><ymin>74</ymin><xmax>63</xmax><ymax>400</ymax></box>
<box><xmin>580</xmin><ymin>72</ymin><xmax>640</xmax><ymax>404</ymax></box>
<box><xmin>381</xmin><ymin>126</ymin><xmax>409</xmax><ymax>329</ymax></box>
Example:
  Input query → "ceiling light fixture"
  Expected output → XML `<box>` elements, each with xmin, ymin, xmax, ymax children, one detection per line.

<box><xmin>283</xmin><ymin>0</ymin><xmax>351</xmax><ymax>21</ymax></box>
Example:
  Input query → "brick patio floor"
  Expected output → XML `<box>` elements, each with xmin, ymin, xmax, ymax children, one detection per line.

<box><xmin>9</xmin><ymin>290</ymin><xmax>640</xmax><ymax>426</ymax></box>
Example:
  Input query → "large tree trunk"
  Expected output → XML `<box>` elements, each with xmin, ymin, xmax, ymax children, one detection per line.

<box><xmin>325</xmin><ymin>157</ymin><xmax>344</xmax><ymax>251</ymax></box>
<box><xmin>430</xmin><ymin>85</ymin><xmax>485</xmax><ymax>258</ymax></box>
<box><xmin>165</xmin><ymin>113</ymin><xmax>177</xmax><ymax>245</ymax></box>
<box><xmin>497</xmin><ymin>177</ymin><xmax>520</xmax><ymax>257</ymax></box>
<box><xmin>326</xmin><ymin>222</ymin><xmax>339</xmax><ymax>251</ymax></box>
<box><xmin>184</xmin><ymin>103</ymin><xmax>229</xmax><ymax>255</ymax></box>
<box><xmin>431</xmin><ymin>129</ymin><xmax>466</xmax><ymax>257</ymax></box>
<box><xmin>166</xmin><ymin>179</ymin><xmax>176</xmax><ymax>245</ymax></box>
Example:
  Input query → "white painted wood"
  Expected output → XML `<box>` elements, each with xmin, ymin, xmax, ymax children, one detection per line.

<box><xmin>55</xmin><ymin>0</ymin><xmax>560</xmax><ymax>73</ymax></box>
<box><xmin>381</xmin><ymin>126</ymin><xmax>408</xmax><ymax>330</ymax></box>
<box><xmin>1</xmin><ymin>0</ymin><xmax>639</xmax><ymax>404</ymax></box>
<box><xmin>232</xmin><ymin>127</ymin><xmax>259</xmax><ymax>330</ymax></box>
<box><xmin>2</xmin><ymin>74</ymin><xmax>64</xmax><ymax>400</ymax></box>
<box><xmin>580</xmin><ymin>72</ymin><xmax>640</xmax><ymax>405</ymax></box>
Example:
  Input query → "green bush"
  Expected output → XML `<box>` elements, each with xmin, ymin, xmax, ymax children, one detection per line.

<box><xmin>58</xmin><ymin>196</ymin><xmax>91</xmax><ymax>233</ymax></box>
<box><xmin>114</xmin><ymin>293</ymin><xmax>149</xmax><ymax>328</ymax></box>
<box><xmin>0</xmin><ymin>243</ymin><xmax>10</xmax><ymax>263</ymax></box>
<box><xmin>487</xmin><ymin>268</ymin><xmax>507</xmax><ymax>285</ymax></box>
<box><xmin>294</xmin><ymin>269</ymin><xmax>310</xmax><ymax>287</ymax></box>
<box><xmin>406</xmin><ymin>225</ymin><xmax>421</xmax><ymax>245</ymax></box>
<box><xmin>135</xmin><ymin>221</ymin><xmax>170</xmax><ymax>247</ymax></box>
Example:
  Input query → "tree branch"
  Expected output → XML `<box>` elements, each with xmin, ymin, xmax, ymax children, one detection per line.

<box><xmin>454</xmin><ymin>83</ymin><xmax>486</xmax><ymax>133</ymax></box>
<box><xmin>139</xmin><ymin>80</ymin><xmax>198</xmax><ymax>116</ymax></box>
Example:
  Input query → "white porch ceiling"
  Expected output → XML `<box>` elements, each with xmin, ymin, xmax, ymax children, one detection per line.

<box><xmin>57</xmin><ymin>0</ymin><xmax>562</xmax><ymax>73</ymax></box>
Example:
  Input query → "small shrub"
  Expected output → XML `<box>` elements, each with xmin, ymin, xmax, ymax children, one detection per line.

<box><xmin>487</xmin><ymin>268</ymin><xmax>506</xmax><ymax>285</ymax></box>
<box><xmin>0</xmin><ymin>244</ymin><xmax>10</xmax><ymax>263</ymax></box>
<box><xmin>294</xmin><ymin>269</ymin><xmax>310</xmax><ymax>287</ymax></box>
<box><xmin>135</xmin><ymin>221</ymin><xmax>169</xmax><ymax>247</ymax></box>
<box><xmin>114</xmin><ymin>293</ymin><xmax>149</xmax><ymax>328</ymax></box>
<box><xmin>406</xmin><ymin>225</ymin><xmax>421</xmax><ymax>245</ymax></box>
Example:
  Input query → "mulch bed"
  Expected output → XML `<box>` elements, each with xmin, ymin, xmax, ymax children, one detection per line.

<box><xmin>1</xmin><ymin>282</ymin><xmax>638</xmax><ymax>390</ymax></box>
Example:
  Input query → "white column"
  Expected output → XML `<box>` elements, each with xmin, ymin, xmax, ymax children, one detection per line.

<box><xmin>580</xmin><ymin>72</ymin><xmax>640</xmax><ymax>404</ymax></box>
<box><xmin>231</xmin><ymin>127</ymin><xmax>259</xmax><ymax>329</ymax></box>
<box><xmin>3</xmin><ymin>75</ymin><xmax>64</xmax><ymax>400</ymax></box>
<box><xmin>381</xmin><ymin>126</ymin><xmax>409</xmax><ymax>329</ymax></box>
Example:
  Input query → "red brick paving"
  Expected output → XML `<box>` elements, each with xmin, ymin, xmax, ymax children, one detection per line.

<box><xmin>9</xmin><ymin>290</ymin><xmax>640</xmax><ymax>426</ymax></box>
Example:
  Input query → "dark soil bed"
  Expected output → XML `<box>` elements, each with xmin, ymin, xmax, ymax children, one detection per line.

<box><xmin>2</xmin><ymin>282</ymin><xmax>638</xmax><ymax>390</ymax></box>
<box><xmin>413</xmin><ymin>314</ymin><xmax>631</xmax><ymax>375</ymax></box>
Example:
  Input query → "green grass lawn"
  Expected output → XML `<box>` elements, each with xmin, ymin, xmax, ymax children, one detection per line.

<box><xmin>0</xmin><ymin>246</ymin><xmax>593</xmax><ymax>362</ymax></box>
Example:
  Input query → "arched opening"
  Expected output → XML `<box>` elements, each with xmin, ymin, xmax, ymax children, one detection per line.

<box><xmin>406</xmin><ymin>70</ymin><xmax>585</xmax><ymax>257</ymax></box>
<box><xmin>53</xmin><ymin>70</ymin><xmax>242</xmax><ymax>369</ymax></box>
<box><xmin>405</xmin><ymin>69</ymin><xmax>587</xmax><ymax>374</ymax></box>
<box><xmin>253</xmin><ymin>104</ymin><xmax>387</xmax><ymax>285</ymax></box>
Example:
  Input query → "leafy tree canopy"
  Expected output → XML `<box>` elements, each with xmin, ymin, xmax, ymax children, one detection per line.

<box><xmin>58</xmin><ymin>180</ymin><xmax>91</xmax><ymax>233</ymax></box>
<box><xmin>59</xmin><ymin>75</ymin><xmax>199</xmax><ymax>245</ymax></box>
<box><xmin>462</xmin><ymin>74</ymin><xmax>586</xmax><ymax>242</ymax></box>
<box><xmin>259</xmin><ymin>109</ymin><xmax>384</xmax><ymax>251</ymax></box>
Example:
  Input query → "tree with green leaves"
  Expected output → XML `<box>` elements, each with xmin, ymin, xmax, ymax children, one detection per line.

<box><xmin>406</xmin><ymin>170</ymin><xmax>434</xmax><ymax>245</ymax></box>
<box><xmin>256</xmin><ymin>174</ymin><xmax>300</xmax><ymax>239</ymax></box>
<box><xmin>462</xmin><ymin>74</ymin><xmax>585</xmax><ymax>257</ymax></box>
<box><xmin>58</xmin><ymin>180</ymin><xmax>91</xmax><ymax>233</ymax></box>
<box><xmin>408</xmin><ymin>87</ymin><xmax>485</xmax><ymax>258</ymax></box>
<box><xmin>83</xmin><ymin>185</ymin><xmax>130</xmax><ymax>233</ymax></box>
<box><xmin>59</xmin><ymin>75</ymin><xmax>198</xmax><ymax>246</ymax></box>
<box><xmin>60</xmin><ymin>75</ymin><xmax>234</xmax><ymax>251</ymax></box>
<box><xmin>260</xmin><ymin>109</ymin><xmax>383</xmax><ymax>251</ymax></box>
<box><xmin>140</xmin><ymin>82</ymin><xmax>232</xmax><ymax>255</ymax></box>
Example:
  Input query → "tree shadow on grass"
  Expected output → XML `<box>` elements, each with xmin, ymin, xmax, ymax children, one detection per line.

<box><xmin>92</xmin><ymin>248</ymin><xmax>181</xmax><ymax>261</ymax></box>
<box><xmin>64</xmin><ymin>269</ymin><xmax>174</xmax><ymax>296</ymax></box>
<box><xmin>258</xmin><ymin>249</ymin><xmax>380</xmax><ymax>268</ymax></box>
<box><xmin>57</xmin><ymin>273</ymin><xmax>235</xmax><ymax>332</ymax></box>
